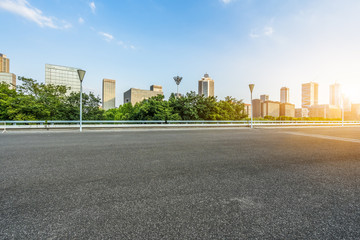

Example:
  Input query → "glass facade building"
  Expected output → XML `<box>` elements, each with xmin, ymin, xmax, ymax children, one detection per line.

<box><xmin>0</xmin><ymin>73</ymin><xmax>16</xmax><ymax>89</ymax></box>
<box><xmin>45</xmin><ymin>64</ymin><xmax>80</xmax><ymax>93</ymax></box>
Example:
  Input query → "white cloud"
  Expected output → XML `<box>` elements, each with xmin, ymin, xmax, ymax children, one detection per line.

<box><xmin>0</xmin><ymin>0</ymin><xmax>70</xmax><ymax>29</ymax></box>
<box><xmin>89</xmin><ymin>1</ymin><xmax>96</xmax><ymax>14</ymax></box>
<box><xmin>78</xmin><ymin>17</ymin><xmax>84</xmax><ymax>24</ymax></box>
<box><xmin>99</xmin><ymin>32</ymin><xmax>114</xmax><ymax>41</ymax></box>
<box><xmin>263</xmin><ymin>26</ymin><xmax>274</xmax><ymax>36</ymax></box>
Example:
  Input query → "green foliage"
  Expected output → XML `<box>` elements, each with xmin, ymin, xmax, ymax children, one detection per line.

<box><xmin>104</xmin><ymin>92</ymin><xmax>247</xmax><ymax>121</ymax></box>
<box><xmin>1</xmin><ymin>76</ymin><xmax>248</xmax><ymax>121</ymax></box>
<box><xmin>0</xmin><ymin>77</ymin><xmax>104</xmax><ymax>120</ymax></box>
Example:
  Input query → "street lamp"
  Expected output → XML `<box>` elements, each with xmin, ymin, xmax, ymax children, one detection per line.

<box><xmin>249</xmin><ymin>84</ymin><xmax>255</xmax><ymax>129</ymax></box>
<box><xmin>173</xmin><ymin>76</ymin><xmax>183</xmax><ymax>98</ymax></box>
<box><xmin>77</xmin><ymin>69</ymin><xmax>86</xmax><ymax>132</ymax></box>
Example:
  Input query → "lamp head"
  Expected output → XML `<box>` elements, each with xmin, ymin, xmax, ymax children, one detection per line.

<box><xmin>77</xmin><ymin>69</ymin><xmax>86</xmax><ymax>82</ymax></box>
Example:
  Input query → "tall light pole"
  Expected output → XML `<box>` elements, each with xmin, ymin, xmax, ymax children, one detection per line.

<box><xmin>173</xmin><ymin>76</ymin><xmax>182</xmax><ymax>98</ymax></box>
<box><xmin>77</xmin><ymin>69</ymin><xmax>86</xmax><ymax>132</ymax></box>
<box><xmin>249</xmin><ymin>84</ymin><xmax>255</xmax><ymax>129</ymax></box>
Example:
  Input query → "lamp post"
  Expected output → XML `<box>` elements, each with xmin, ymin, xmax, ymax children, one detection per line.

<box><xmin>249</xmin><ymin>84</ymin><xmax>255</xmax><ymax>129</ymax></box>
<box><xmin>77</xmin><ymin>69</ymin><xmax>86</xmax><ymax>132</ymax></box>
<box><xmin>173</xmin><ymin>76</ymin><xmax>183</xmax><ymax>98</ymax></box>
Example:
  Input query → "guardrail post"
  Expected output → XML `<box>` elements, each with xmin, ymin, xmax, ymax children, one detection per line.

<box><xmin>2</xmin><ymin>122</ymin><xmax>6</xmax><ymax>133</ymax></box>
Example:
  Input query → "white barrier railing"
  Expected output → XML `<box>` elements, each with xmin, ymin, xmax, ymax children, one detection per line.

<box><xmin>1</xmin><ymin>120</ymin><xmax>360</xmax><ymax>130</ymax></box>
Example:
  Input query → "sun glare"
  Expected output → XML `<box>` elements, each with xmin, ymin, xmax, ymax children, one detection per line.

<box><xmin>342</xmin><ymin>84</ymin><xmax>360</xmax><ymax>103</ymax></box>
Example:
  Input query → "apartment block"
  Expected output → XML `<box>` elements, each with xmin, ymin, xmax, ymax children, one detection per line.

<box><xmin>124</xmin><ymin>85</ymin><xmax>163</xmax><ymax>105</ymax></box>
<box><xmin>102</xmin><ymin>79</ymin><xmax>116</xmax><ymax>110</ymax></box>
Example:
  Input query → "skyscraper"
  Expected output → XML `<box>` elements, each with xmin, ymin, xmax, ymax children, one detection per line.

<box><xmin>0</xmin><ymin>53</ymin><xmax>16</xmax><ymax>89</ymax></box>
<box><xmin>198</xmin><ymin>73</ymin><xmax>214</xmax><ymax>97</ymax></box>
<box><xmin>102</xmin><ymin>79</ymin><xmax>116</xmax><ymax>110</ymax></box>
<box><xmin>280</xmin><ymin>87</ymin><xmax>289</xmax><ymax>103</ymax></box>
<box><xmin>302</xmin><ymin>82</ymin><xmax>318</xmax><ymax>108</ymax></box>
<box><xmin>45</xmin><ymin>64</ymin><xmax>81</xmax><ymax>93</ymax></box>
<box><xmin>0</xmin><ymin>53</ymin><xmax>10</xmax><ymax>73</ymax></box>
<box><xmin>329</xmin><ymin>83</ymin><xmax>341</xmax><ymax>107</ymax></box>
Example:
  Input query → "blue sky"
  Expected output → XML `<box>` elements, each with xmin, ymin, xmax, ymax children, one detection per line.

<box><xmin>1</xmin><ymin>0</ymin><xmax>360</xmax><ymax>106</ymax></box>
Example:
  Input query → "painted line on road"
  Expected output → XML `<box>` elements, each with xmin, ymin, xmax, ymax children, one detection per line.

<box><xmin>284</xmin><ymin>132</ymin><xmax>360</xmax><ymax>144</ymax></box>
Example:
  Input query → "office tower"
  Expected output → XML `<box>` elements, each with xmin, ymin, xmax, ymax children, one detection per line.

<box><xmin>0</xmin><ymin>53</ymin><xmax>10</xmax><ymax>73</ymax></box>
<box><xmin>198</xmin><ymin>73</ymin><xmax>214</xmax><ymax>97</ymax></box>
<box><xmin>308</xmin><ymin>104</ymin><xmax>341</xmax><ymax>119</ymax></box>
<box><xmin>102</xmin><ymin>79</ymin><xmax>116</xmax><ymax>110</ymax></box>
<box><xmin>280</xmin><ymin>87</ymin><xmax>290</xmax><ymax>103</ymax></box>
<box><xmin>45</xmin><ymin>64</ymin><xmax>81</xmax><ymax>93</ymax></box>
<box><xmin>302</xmin><ymin>82</ymin><xmax>318</xmax><ymax>108</ymax></box>
<box><xmin>295</xmin><ymin>108</ymin><xmax>309</xmax><ymax>118</ymax></box>
<box><xmin>329</xmin><ymin>83</ymin><xmax>341</xmax><ymax>107</ymax></box>
<box><xmin>280</xmin><ymin>103</ymin><xmax>295</xmax><ymax>117</ymax></box>
<box><xmin>252</xmin><ymin>99</ymin><xmax>262</xmax><ymax>118</ymax></box>
<box><xmin>0</xmin><ymin>53</ymin><xmax>16</xmax><ymax>89</ymax></box>
<box><xmin>260</xmin><ymin>94</ymin><xmax>269</xmax><ymax>102</ymax></box>
<box><xmin>262</xmin><ymin>101</ymin><xmax>281</xmax><ymax>118</ymax></box>
<box><xmin>124</xmin><ymin>85</ymin><xmax>163</xmax><ymax>105</ymax></box>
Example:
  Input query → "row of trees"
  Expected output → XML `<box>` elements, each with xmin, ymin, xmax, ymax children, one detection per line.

<box><xmin>0</xmin><ymin>77</ymin><xmax>104</xmax><ymax>120</ymax></box>
<box><xmin>0</xmin><ymin>77</ymin><xmax>247</xmax><ymax>121</ymax></box>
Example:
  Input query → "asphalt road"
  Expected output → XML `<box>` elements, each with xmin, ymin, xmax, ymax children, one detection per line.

<box><xmin>1</xmin><ymin>127</ymin><xmax>360</xmax><ymax>239</ymax></box>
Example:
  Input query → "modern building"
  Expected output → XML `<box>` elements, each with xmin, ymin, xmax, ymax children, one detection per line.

<box><xmin>0</xmin><ymin>73</ymin><xmax>16</xmax><ymax>89</ymax></box>
<box><xmin>329</xmin><ymin>83</ymin><xmax>341</xmax><ymax>107</ymax></box>
<box><xmin>0</xmin><ymin>53</ymin><xmax>16</xmax><ymax>89</ymax></box>
<box><xmin>351</xmin><ymin>104</ymin><xmax>360</xmax><ymax>120</ymax></box>
<box><xmin>280</xmin><ymin>103</ymin><xmax>295</xmax><ymax>118</ymax></box>
<box><xmin>0</xmin><ymin>53</ymin><xmax>10</xmax><ymax>73</ymax></box>
<box><xmin>260</xmin><ymin>94</ymin><xmax>269</xmax><ymax>102</ymax></box>
<box><xmin>262</xmin><ymin>101</ymin><xmax>280</xmax><ymax>118</ymax></box>
<box><xmin>45</xmin><ymin>64</ymin><xmax>81</xmax><ymax>93</ymax></box>
<box><xmin>280</xmin><ymin>87</ymin><xmax>290</xmax><ymax>103</ymax></box>
<box><xmin>244</xmin><ymin>104</ymin><xmax>252</xmax><ymax>118</ymax></box>
<box><xmin>252</xmin><ymin>99</ymin><xmax>262</xmax><ymax>118</ymax></box>
<box><xmin>302</xmin><ymin>82</ymin><xmax>318</xmax><ymax>108</ymax></box>
<box><xmin>124</xmin><ymin>85</ymin><xmax>163</xmax><ymax>105</ymax></box>
<box><xmin>102</xmin><ymin>79</ymin><xmax>116</xmax><ymax>110</ymax></box>
<box><xmin>308</xmin><ymin>104</ymin><xmax>341</xmax><ymax>119</ymax></box>
<box><xmin>295</xmin><ymin>108</ymin><xmax>309</xmax><ymax>118</ymax></box>
<box><xmin>198</xmin><ymin>73</ymin><xmax>214</xmax><ymax>97</ymax></box>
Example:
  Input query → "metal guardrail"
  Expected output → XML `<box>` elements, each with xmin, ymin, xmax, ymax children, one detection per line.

<box><xmin>1</xmin><ymin>120</ymin><xmax>360</xmax><ymax>131</ymax></box>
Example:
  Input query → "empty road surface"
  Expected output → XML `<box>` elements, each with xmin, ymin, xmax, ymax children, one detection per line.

<box><xmin>1</xmin><ymin>127</ymin><xmax>360</xmax><ymax>239</ymax></box>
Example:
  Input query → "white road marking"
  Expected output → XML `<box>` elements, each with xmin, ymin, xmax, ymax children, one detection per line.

<box><xmin>285</xmin><ymin>132</ymin><xmax>360</xmax><ymax>144</ymax></box>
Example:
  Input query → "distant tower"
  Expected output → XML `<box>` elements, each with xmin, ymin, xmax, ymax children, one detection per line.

<box><xmin>102</xmin><ymin>79</ymin><xmax>116</xmax><ymax>110</ymax></box>
<box><xmin>260</xmin><ymin>94</ymin><xmax>269</xmax><ymax>102</ymax></box>
<box><xmin>302</xmin><ymin>82</ymin><xmax>318</xmax><ymax>108</ymax></box>
<box><xmin>198</xmin><ymin>73</ymin><xmax>214</xmax><ymax>97</ymax></box>
<box><xmin>0</xmin><ymin>53</ymin><xmax>16</xmax><ymax>89</ymax></box>
<box><xmin>280</xmin><ymin>87</ymin><xmax>290</xmax><ymax>103</ymax></box>
<box><xmin>329</xmin><ymin>83</ymin><xmax>341</xmax><ymax>107</ymax></box>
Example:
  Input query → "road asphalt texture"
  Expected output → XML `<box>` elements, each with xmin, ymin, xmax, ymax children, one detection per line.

<box><xmin>1</xmin><ymin>127</ymin><xmax>360</xmax><ymax>239</ymax></box>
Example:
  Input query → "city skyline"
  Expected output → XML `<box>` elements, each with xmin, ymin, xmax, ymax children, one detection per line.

<box><xmin>1</xmin><ymin>0</ymin><xmax>360</xmax><ymax>106</ymax></box>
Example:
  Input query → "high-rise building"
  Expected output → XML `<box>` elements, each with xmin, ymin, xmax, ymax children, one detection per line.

<box><xmin>302</xmin><ymin>82</ymin><xmax>318</xmax><ymax>108</ymax></box>
<box><xmin>280</xmin><ymin>103</ymin><xmax>295</xmax><ymax>117</ymax></box>
<box><xmin>102</xmin><ymin>79</ymin><xmax>116</xmax><ymax>110</ymax></box>
<box><xmin>45</xmin><ymin>64</ymin><xmax>81</xmax><ymax>93</ymax></box>
<box><xmin>198</xmin><ymin>73</ymin><xmax>214</xmax><ymax>97</ymax></box>
<box><xmin>0</xmin><ymin>53</ymin><xmax>10</xmax><ymax>73</ymax></box>
<box><xmin>0</xmin><ymin>53</ymin><xmax>16</xmax><ymax>89</ymax></box>
<box><xmin>260</xmin><ymin>94</ymin><xmax>269</xmax><ymax>102</ymax></box>
<box><xmin>329</xmin><ymin>83</ymin><xmax>341</xmax><ymax>107</ymax></box>
<box><xmin>280</xmin><ymin>87</ymin><xmax>290</xmax><ymax>103</ymax></box>
<box><xmin>124</xmin><ymin>85</ymin><xmax>163</xmax><ymax>105</ymax></box>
